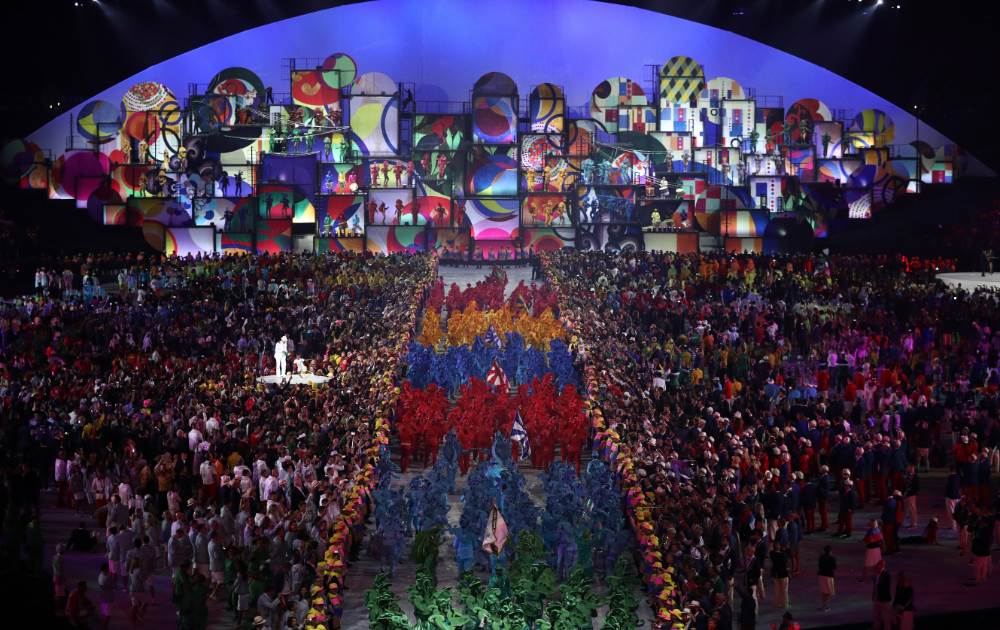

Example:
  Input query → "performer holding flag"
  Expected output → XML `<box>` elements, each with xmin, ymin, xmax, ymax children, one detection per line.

<box><xmin>510</xmin><ymin>410</ymin><xmax>531</xmax><ymax>463</ymax></box>
<box><xmin>482</xmin><ymin>501</ymin><xmax>509</xmax><ymax>584</ymax></box>
<box><xmin>484</xmin><ymin>325</ymin><xmax>504</xmax><ymax>350</ymax></box>
<box><xmin>485</xmin><ymin>358</ymin><xmax>509</xmax><ymax>391</ymax></box>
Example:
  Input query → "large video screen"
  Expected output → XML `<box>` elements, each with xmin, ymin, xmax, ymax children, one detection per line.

<box><xmin>366</xmin><ymin>225</ymin><xmax>429</xmax><ymax>254</ymax></box>
<box><xmin>749</xmin><ymin>176</ymin><xmax>799</xmax><ymax>213</ymax></box>
<box><xmin>529</xmin><ymin>83</ymin><xmax>565</xmax><ymax>133</ymax></box>
<box><xmin>521</xmin><ymin>194</ymin><xmax>571</xmax><ymax>227</ymax></box>
<box><xmin>460</xmin><ymin>198</ymin><xmax>519</xmax><ymax>240</ymax></box>
<box><xmin>813</xmin><ymin>122</ymin><xmax>843</xmax><ymax>159</ymax></box>
<box><xmin>162</xmin><ymin>226</ymin><xmax>215</xmax><ymax>257</ymax></box>
<box><xmin>319</xmin><ymin>162</ymin><xmax>363</xmax><ymax>194</ymax></box>
<box><xmin>472</xmin><ymin>96</ymin><xmax>517</xmax><ymax>144</ymax></box>
<box><xmin>217</xmin><ymin>233</ymin><xmax>252</xmax><ymax>255</ymax></box>
<box><xmin>467</xmin><ymin>146</ymin><xmax>518</xmax><ymax>196</ymax></box>
<box><xmin>785</xmin><ymin>146</ymin><xmax>816</xmax><ymax>181</ymax></box>
<box><xmin>317</xmin><ymin>194</ymin><xmax>364</xmax><ymax>236</ymax></box>
<box><xmin>413</xmin><ymin>150</ymin><xmax>462</xmax><ymax>195</ymax></box>
<box><xmin>367</xmin><ymin>188</ymin><xmax>418</xmax><ymax>225</ymax></box>
<box><xmin>522</xmin><ymin>227</ymin><xmax>575</xmax><ymax>252</ymax></box>
<box><xmin>254</xmin><ymin>219</ymin><xmax>292</xmax><ymax>254</ymax></box>
<box><xmin>257</xmin><ymin>184</ymin><xmax>315</xmax><ymax>224</ymax></box>
<box><xmin>576</xmin><ymin>186</ymin><xmax>637</xmax><ymax>223</ymax></box>
<box><xmin>350</xmin><ymin>94</ymin><xmax>399</xmax><ymax>156</ymax></box>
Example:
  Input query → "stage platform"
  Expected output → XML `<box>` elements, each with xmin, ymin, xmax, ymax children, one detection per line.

<box><xmin>256</xmin><ymin>373</ymin><xmax>332</xmax><ymax>385</ymax></box>
<box><xmin>936</xmin><ymin>272</ymin><xmax>1000</xmax><ymax>291</ymax></box>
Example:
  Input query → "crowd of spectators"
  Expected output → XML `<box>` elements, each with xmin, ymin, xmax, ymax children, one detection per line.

<box><xmin>544</xmin><ymin>250</ymin><xmax>1000</xmax><ymax>629</ymax></box>
<box><xmin>0</xmin><ymin>251</ymin><xmax>435</xmax><ymax>629</ymax></box>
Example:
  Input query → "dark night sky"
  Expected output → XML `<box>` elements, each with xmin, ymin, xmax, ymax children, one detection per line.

<box><xmin>3</xmin><ymin>0</ymin><xmax>997</xmax><ymax>171</ymax></box>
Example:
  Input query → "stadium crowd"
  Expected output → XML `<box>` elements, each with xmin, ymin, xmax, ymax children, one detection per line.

<box><xmin>0</xmin><ymin>251</ymin><xmax>435</xmax><ymax>630</ymax></box>
<box><xmin>543</xmin><ymin>250</ymin><xmax>1000</xmax><ymax>629</ymax></box>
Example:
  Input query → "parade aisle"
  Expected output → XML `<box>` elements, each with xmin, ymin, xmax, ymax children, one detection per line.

<box><xmin>340</xmin><ymin>262</ymin><xmax>653</xmax><ymax>629</ymax></box>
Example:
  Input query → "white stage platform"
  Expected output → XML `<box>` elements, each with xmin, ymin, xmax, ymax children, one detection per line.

<box><xmin>256</xmin><ymin>374</ymin><xmax>332</xmax><ymax>385</ymax></box>
<box><xmin>937</xmin><ymin>272</ymin><xmax>1000</xmax><ymax>292</ymax></box>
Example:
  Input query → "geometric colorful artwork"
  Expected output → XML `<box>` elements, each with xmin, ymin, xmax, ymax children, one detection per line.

<box><xmin>126</xmin><ymin>196</ymin><xmax>192</xmax><ymax>226</ymax></box>
<box><xmin>165</xmin><ymin>226</ymin><xmax>216</xmax><ymax>257</ymax></box>
<box><xmin>692</xmin><ymin>148</ymin><xmax>742</xmax><ymax>184</ymax></box>
<box><xmin>473</xmin><ymin>95</ymin><xmax>517</xmax><ymax>144</ymax></box>
<box><xmin>578</xmin><ymin>223</ymin><xmax>642</xmax><ymax>252</ymax></box>
<box><xmin>530</xmin><ymin>83</ymin><xmax>565</xmax><ymax>133</ymax></box>
<box><xmin>77</xmin><ymin>100</ymin><xmax>122</xmax><ymax>144</ymax></box>
<box><xmin>218</xmin><ymin>232</ymin><xmax>253</xmax><ymax>255</ymax></box>
<box><xmin>817</xmin><ymin>158</ymin><xmax>863</xmax><ymax>185</ymax></box>
<box><xmin>845</xmin><ymin>108</ymin><xmax>895</xmax><ymax>151</ymax></box>
<box><xmin>750</xmin><ymin>176</ymin><xmax>798</xmax><ymax>213</ymax></box>
<box><xmin>785</xmin><ymin>147</ymin><xmax>816</xmax><ymax>181</ymax></box>
<box><xmin>462</xmin><ymin>198</ymin><xmax>520</xmax><ymax>240</ymax></box>
<box><xmin>414</xmin><ymin>114</ymin><xmax>466</xmax><ymax>152</ymax></box>
<box><xmin>658</xmin><ymin>56</ymin><xmax>706</xmax><ymax>107</ymax></box>
<box><xmin>350</xmin><ymin>72</ymin><xmax>400</xmax><ymax>156</ymax></box>
<box><xmin>591</xmin><ymin>77</ymin><xmax>649</xmax><ymax>134</ymax></box>
<box><xmin>724</xmin><ymin>237</ymin><xmax>778</xmax><ymax>254</ymax></box>
<box><xmin>430</xmin><ymin>227</ymin><xmax>472</xmax><ymax>254</ymax></box>
<box><xmin>467</xmin><ymin>146</ymin><xmax>518</xmax><ymax>196</ymax></box>
<box><xmin>522</xmin><ymin>227</ymin><xmax>575</xmax><ymax>252</ymax></box>
<box><xmin>720</xmin><ymin>210</ymin><xmax>770</xmax><ymax>238</ymax></box>
<box><xmin>721</xmin><ymin>99</ymin><xmax>754</xmax><ymax>150</ymax></box>
<box><xmin>17</xmin><ymin>0</ymin><xmax>974</xmax><ymax>259</ymax></box>
<box><xmin>254</xmin><ymin>219</ymin><xmax>292</xmax><ymax>254</ymax></box>
<box><xmin>365</xmin><ymin>225</ymin><xmax>429</xmax><ymax>254</ymax></box>
<box><xmin>846</xmin><ymin>188</ymin><xmax>873</xmax><ymax>219</ymax></box>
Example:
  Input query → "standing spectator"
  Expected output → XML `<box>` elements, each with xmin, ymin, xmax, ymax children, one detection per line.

<box><xmin>106</xmin><ymin>526</ymin><xmax>122</xmax><ymax>590</ymax></box>
<box><xmin>713</xmin><ymin>591</ymin><xmax>733</xmax><ymax>630</ymax></box>
<box><xmin>893</xmin><ymin>572</ymin><xmax>915</xmax><ymax>630</ymax></box>
<box><xmin>52</xmin><ymin>544</ymin><xmax>68</xmax><ymax>607</ymax></box>
<box><xmin>955</xmin><ymin>496</ymin><xmax>972</xmax><ymax>556</ymax></box>
<box><xmin>770</xmin><ymin>541</ymin><xmax>790</xmax><ymax>609</ymax></box>
<box><xmin>97</xmin><ymin>563</ymin><xmax>113</xmax><ymax>630</ymax></box>
<box><xmin>816</xmin><ymin>465</ymin><xmax>831</xmax><ymax>532</ymax></box>
<box><xmin>970</xmin><ymin>512</ymin><xmax>994</xmax><ymax>583</ymax></box>
<box><xmin>65</xmin><ymin>581</ymin><xmax>96</xmax><ymax>629</ymax></box>
<box><xmin>883</xmin><ymin>491</ymin><xmax>901</xmax><ymax>554</ymax></box>
<box><xmin>786</xmin><ymin>513</ymin><xmax>802</xmax><ymax>575</ymax></box>
<box><xmin>976</xmin><ymin>449</ymin><xmax>991</xmax><ymax>507</ymax></box>
<box><xmin>129</xmin><ymin>558</ymin><xmax>148</xmax><ymax>623</ymax></box>
<box><xmin>199</xmin><ymin>456</ymin><xmax>217</xmax><ymax>504</ymax></box>
<box><xmin>167</xmin><ymin>526</ymin><xmax>194</xmax><ymax>570</ymax></box>
<box><xmin>872</xmin><ymin>560</ymin><xmax>893</xmax><ymax>630</ymax></box>
<box><xmin>902</xmin><ymin>465</ymin><xmax>920</xmax><ymax>529</ymax></box>
<box><xmin>944</xmin><ymin>466</ymin><xmax>962</xmax><ymax>532</ymax></box>
<box><xmin>817</xmin><ymin>545</ymin><xmax>837</xmax><ymax>612</ymax></box>
<box><xmin>208</xmin><ymin>531</ymin><xmax>226</xmax><ymax>599</ymax></box>
<box><xmin>54</xmin><ymin>449</ymin><xmax>69</xmax><ymax>508</ymax></box>
<box><xmin>861</xmin><ymin>519</ymin><xmax>884</xmax><ymax>582</ymax></box>
<box><xmin>836</xmin><ymin>479</ymin><xmax>857</xmax><ymax>538</ymax></box>
<box><xmin>736</xmin><ymin>583</ymin><xmax>757</xmax><ymax>630</ymax></box>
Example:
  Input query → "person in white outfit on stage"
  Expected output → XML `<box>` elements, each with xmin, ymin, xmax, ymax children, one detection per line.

<box><xmin>274</xmin><ymin>335</ymin><xmax>288</xmax><ymax>378</ymax></box>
